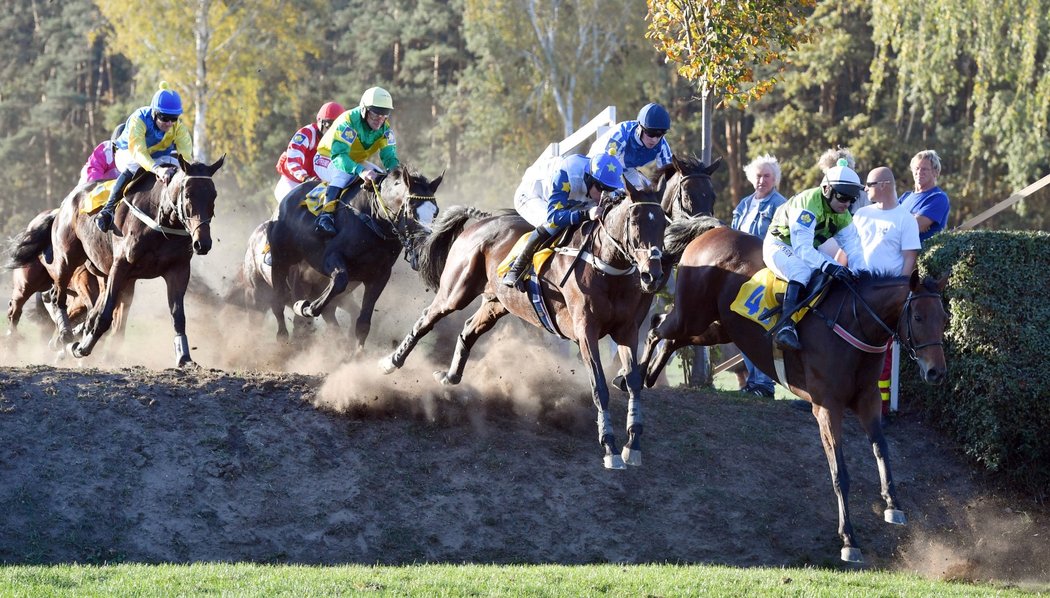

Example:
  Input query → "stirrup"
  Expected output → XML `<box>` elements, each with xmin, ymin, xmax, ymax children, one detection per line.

<box><xmin>775</xmin><ymin>326</ymin><xmax>802</xmax><ymax>350</ymax></box>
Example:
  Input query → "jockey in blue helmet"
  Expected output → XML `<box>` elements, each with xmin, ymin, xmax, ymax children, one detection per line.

<box><xmin>95</xmin><ymin>82</ymin><xmax>193</xmax><ymax>233</ymax></box>
<box><xmin>587</xmin><ymin>102</ymin><xmax>673</xmax><ymax>189</ymax></box>
<box><xmin>502</xmin><ymin>153</ymin><xmax>625</xmax><ymax>290</ymax></box>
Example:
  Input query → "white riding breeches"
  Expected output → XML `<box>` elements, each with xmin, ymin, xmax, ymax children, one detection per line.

<box><xmin>114</xmin><ymin>149</ymin><xmax>177</xmax><ymax>173</ymax></box>
<box><xmin>763</xmin><ymin>237</ymin><xmax>814</xmax><ymax>284</ymax></box>
<box><xmin>513</xmin><ymin>177</ymin><xmax>549</xmax><ymax>227</ymax></box>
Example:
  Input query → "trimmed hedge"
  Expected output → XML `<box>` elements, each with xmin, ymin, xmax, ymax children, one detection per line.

<box><xmin>901</xmin><ymin>230</ymin><xmax>1050</xmax><ymax>496</ymax></box>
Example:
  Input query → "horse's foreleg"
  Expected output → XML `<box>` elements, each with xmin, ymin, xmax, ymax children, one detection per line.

<box><xmin>815</xmin><ymin>405</ymin><xmax>862</xmax><ymax>563</ymax></box>
<box><xmin>162</xmin><ymin>264</ymin><xmax>194</xmax><ymax>368</ymax></box>
<box><xmin>380</xmin><ymin>280</ymin><xmax>482</xmax><ymax>375</ymax></box>
<box><xmin>436</xmin><ymin>297</ymin><xmax>509</xmax><ymax>385</ymax></box>
<box><xmin>613</xmin><ymin>336</ymin><xmax>645</xmax><ymax>467</ymax></box>
<box><xmin>859</xmin><ymin>387</ymin><xmax>905</xmax><ymax>525</ymax></box>
<box><xmin>351</xmin><ymin>274</ymin><xmax>389</xmax><ymax>357</ymax></box>
<box><xmin>577</xmin><ymin>330</ymin><xmax>622</xmax><ymax>470</ymax></box>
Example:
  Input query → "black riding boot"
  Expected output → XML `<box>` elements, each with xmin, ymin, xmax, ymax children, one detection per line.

<box><xmin>774</xmin><ymin>280</ymin><xmax>805</xmax><ymax>351</ymax></box>
<box><xmin>315</xmin><ymin>183</ymin><xmax>342</xmax><ymax>236</ymax></box>
<box><xmin>501</xmin><ymin>228</ymin><xmax>550</xmax><ymax>290</ymax></box>
<box><xmin>95</xmin><ymin>169</ymin><xmax>133</xmax><ymax>233</ymax></box>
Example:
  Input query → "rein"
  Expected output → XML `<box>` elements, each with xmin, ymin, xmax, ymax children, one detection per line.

<box><xmin>817</xmin><ymin>280</ymin><xmax>944</xmax><ymax>361</ymax></box>
<box><xmin>123</xmin><ymin>174</ymin><xmax>213</xmax><ymax>237</ymax></box>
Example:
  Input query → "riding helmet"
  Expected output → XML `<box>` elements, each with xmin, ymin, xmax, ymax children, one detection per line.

<box><xmin>637</xmin><ymin>102</ymin><xmax>671</xmax><ymax>132</ymax></box>
<box><xmin>151</xmin><ymin>81</ymin><xmax>183</xmax><ymax>117</ymax></box>
<box><xmin>822</xmin><ymin>158</ymin><xmax>863</xmax><ymax>199</ymax></box>
<box><xmin>316</xmin><ymin>101</ymin><xmax>345</xmax><ymax>122</ymax></box>
<box><xmin>588</xmin><ymin>154</ymin><xmax>625</xmax><ymax>192</ymax></box>
<box><xmin>360</xmin><ymin>87</ymin><xmax>394</xmax><ymax>116</ymax></box>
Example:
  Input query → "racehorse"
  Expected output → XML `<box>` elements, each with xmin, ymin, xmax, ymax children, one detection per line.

<box><xmin>47</xmin><ymin>155</ymin><xmax>224</xmax><ymax>367</ymax></box>
<box><xmin>379</xmin><ymin>183</ymin><xmax>667</xmax><ymax>469</ymax></box>
<box><xmin>267</xmin><ymin>165</ymin><xmax>441</xmax><ymax>356</ymax></box>
<box><xmin>225</xmin><ymin>220</ymin><xmax>360</xmax><ymax>340</ymax></box>
<box><xmin>638</xmin><ymin>224</ymin><xmax>950</xmax><ymax>563</ymax></box>
<box><xmin>656</xmin><ymin>155</ymin><xmax>720</xmax><ymax>223</ymax></box>
<box><xmin>6</xmin><ymin>208</ymin><xmax>131</xmax><ymax>351</ymax></box>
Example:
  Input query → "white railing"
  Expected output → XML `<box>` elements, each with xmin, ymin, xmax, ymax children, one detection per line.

<box><xmin>539</xmin><ymin>106</ymin><xmax>617</xmax><ymax>159</ymax></box>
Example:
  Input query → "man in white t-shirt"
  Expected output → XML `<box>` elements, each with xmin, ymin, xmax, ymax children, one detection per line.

<box><xmin>839</xmin><ymin>166</ymin><xmax>921</xmax><ymax>421</ymax></box>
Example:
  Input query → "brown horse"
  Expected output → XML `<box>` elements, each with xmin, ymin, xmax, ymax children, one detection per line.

<box><xmin>46</xmin><ymin>155</ymin><xmax>224</xmax><ymax>367</ymax></box>
<box><xmin>379</xmin><ymin>184</ymin><xmax>666</xmax><ymax>469</ymax></box>
<box><xmin>638</xmin><ymin>223</ymin><xmax>949</xmax><ymax>563</ymax></box>
<box><xmin>6</xmin><ymin>208</ymin><xmax>132</xmax><ymax>352</ymax></box>
<box><xmin>267</xmin><ymin>166</ymin><xmax>441</xmax><ymax>355</ymax></box>
<box><xmin>657</xmin><ymin>155</ymin><xmax>721</xmax><ymax>223</ymax></box>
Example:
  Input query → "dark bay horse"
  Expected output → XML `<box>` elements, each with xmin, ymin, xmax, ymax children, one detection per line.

<box><xmin>267</xmin><ymin>166</ymin><xmax>441</xmax><ymax>355</ymax></box>
<box><xmin>6</xmin><ymin>208</ymin><xmax>131</xmax><ymax>351</ymax></box>
<box><xmin>47</xmin><ymin>155</ymin><xmax>224</xmax><ymax>367</ymax></box>
<box><xmin>379</xmin><ymin>184</ymin><xmax>667</xmax><ymax>469</ymax></box>
<box><xmin>657</xmin><ymin>155</ymin><xmax>721</xmax><ymax>223</ymax></box>
<box><xmin>638</xmin><ymin>224</ymin><xmax>949</xmax><ymax>563</ymax></box>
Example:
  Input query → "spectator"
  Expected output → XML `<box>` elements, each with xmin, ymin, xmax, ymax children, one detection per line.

<box><xmin>898</xmin><ymin>149</ymin><xmax>951</xmax><ymax>243</ymax></box>
<box><xmin>730</xmin><ymin>154</ymin><xmax>787</xmax><ymax>397</ymax></box>
<box><xmin>841</xmin><ymin>166</ymin><xmax>921</xmax><ymax>420</ymax></box>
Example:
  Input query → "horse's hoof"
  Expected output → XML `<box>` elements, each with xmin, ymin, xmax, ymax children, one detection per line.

<box><xmin>292</xmin><ymin>300</ymin><xmax>313</xmax><ymax>318</ymax></box>
<box><xmin>884</xmin><ymin>509</ymin><xmax>907</xmax><ymax>525</ymax></box>
<box><xmin>177</xmin><ymin>358</ymin><xmax>199</xmax><ymax>369</ymax></box>
<box><xmin>378</xmin><ymin>355</ymin><xmax>397</xmax><ymax>374</ymax></box>
<box><xmin>433</xmin><ymin>370</ymin><xmax>459</xmax><ymax>385</ymax></box>
<box><xmin>840</xmin><ymin>547</ymin><xmax>863</xmax><ymax>563</ymax></box>
<box><xmin>603</xmin><ymin>454</ymin><xmax>627</xmax><ymax>470</ymax></box>
<box><xmin>69</xmin><ymin>342</ymin><xmax>89</xmax><ymax>359</ymax></box>
<box><xmin>612</xmin><ymin>375</ymin><xmax>627</xmax><ymax>392</ymax></box>
<box><xmin>621</xmin><ymin>446</ymin><xmax>642</xmax><ymax>467</ymax></box>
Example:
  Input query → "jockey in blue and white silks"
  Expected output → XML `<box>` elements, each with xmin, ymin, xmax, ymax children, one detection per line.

<box><xmin>587</xmin><ymin>103</ymin><xmax>673</xmax><ymax>189</ymax></box>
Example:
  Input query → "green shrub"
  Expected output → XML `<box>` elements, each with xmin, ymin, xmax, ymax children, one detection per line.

<box><xmin>900</xmin><ymin>230</ymin><xmax>1050</xmax><ymax>496</ymax></box>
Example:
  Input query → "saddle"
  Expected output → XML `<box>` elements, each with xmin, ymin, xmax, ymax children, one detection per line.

<box><xmin>730</xmin><ymin>269</ymin><xmax>831</xmax><ymax>330</ymax></box>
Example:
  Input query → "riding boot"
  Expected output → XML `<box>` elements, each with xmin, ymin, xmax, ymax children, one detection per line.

<box><xmin>95</xmin><ymin>169</ymin><xmax>133</xmax><ymax>233</ymax></box>
<box><xmin>501</xmin><ymin>228</ymin><xmax>550</xmax><ymax>290</ymax></box>
<box><xmin>315</xmin><ymin>183</ymin><xmax>342</xmax><ymax>237</ymax></box>
<box><xmin>774</xmin><ymin>280</ymin><xmax>805</xmax><ymax>351</ymax></box>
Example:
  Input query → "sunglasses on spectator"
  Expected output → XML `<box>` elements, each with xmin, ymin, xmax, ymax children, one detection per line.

<box><xmin>156</xmin><ymin>113</ymin><xmax>179</xmax><ymax>123</ymax></box>
<box><xmin>641</xmin><ymin>127</ymin><xmax>667</xmax><ymax>139</ymax></box>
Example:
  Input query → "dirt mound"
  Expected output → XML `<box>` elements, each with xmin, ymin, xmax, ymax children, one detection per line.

<box><xmin>0</xmin><ymin>364</ymin><xmax>1046</xmax><ymax>586</ymax></box>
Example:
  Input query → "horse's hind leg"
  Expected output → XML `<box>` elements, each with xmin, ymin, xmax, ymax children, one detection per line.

<box><xmin>435</xmin><ymin>296</ymin><xmax>509</xmax><ymax>385</ymax></box>
<box><xmin>858</xmin><ymin>385</ymin><xmax>905</xmax><ymax>526</ymax></box>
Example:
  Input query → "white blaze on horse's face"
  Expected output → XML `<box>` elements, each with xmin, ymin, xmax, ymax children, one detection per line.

<box><xmin>415</xmin><ymin>201</ymin><xmax>438</xmax><ymax>229</ymax></box>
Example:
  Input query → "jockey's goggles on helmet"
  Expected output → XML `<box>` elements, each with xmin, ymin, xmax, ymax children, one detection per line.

<box><xmin>830</xmin><ymin>190</ymin><xmax>857</xmax><ymax>205</ymax></box>
<box><xmin>155</xmin><ymin>113</ymin><xmax>179</xmax><ymax>123</ymax></box>
<box><xmin>367</xmin><ymin>106</ymin><xmax>392</xmax><ymax>117</ymax></box>
<box><xmin>641</xmin><ymin>127</ymin><xmax>667</xmax><ymax>139</ymax></box>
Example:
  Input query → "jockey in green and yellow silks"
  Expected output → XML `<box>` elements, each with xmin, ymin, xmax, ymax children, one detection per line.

<box><xmin>94</xmin><ymin>82</ymin><xmax>193</xmax><ymax>233</ymax></box>
<box><xmin>311</xmin><ymin>86</ymin><xmax>400</xmax><ymax>236</ymax></box>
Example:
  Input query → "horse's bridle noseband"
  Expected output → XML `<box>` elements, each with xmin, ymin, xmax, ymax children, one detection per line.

<box><xmin>365</xmin><ymin>178</ymin><xmax>437</xmax><ymax>262</ymax></box>
<box><xmin>594</xmin><ymin>197</ymin><xmax>664</xmax><ymax>271</ymax></box>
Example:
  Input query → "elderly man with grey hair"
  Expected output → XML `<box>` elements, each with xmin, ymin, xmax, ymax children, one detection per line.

<box><xmin>730</xmin><ymin>153</ymin><xmax>788</xmax><ymax>397</ymax></box>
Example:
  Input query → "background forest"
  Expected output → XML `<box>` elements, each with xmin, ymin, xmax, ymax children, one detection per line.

<box><xmin>1</xmin><ymin>0</ymin><xmax>1048</xmax><ymax>239</ymax></box>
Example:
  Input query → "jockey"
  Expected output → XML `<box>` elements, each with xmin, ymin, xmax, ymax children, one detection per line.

<box><xmin>587</xmin><ymin>102</ymin><xmax>673</xmax><ymax>188</ymax></box>
<box><xmin>77</xmin><ymin>122</ymin><xmax>126</xmax><ymax>186</ymax></box>
<box><xmin>501</xmin><ymin>153</ymin><xmax>625</xmax><ymax>290</ymax></box>
<box><xmin>95</xmin><ymin>82</ymin><xmax>193</xmax><ymax>233</ymax></box>
<box><xmin>273</xmin><ymin>101</ymin><xmax>344</xmax><ymax>203</ymax></box>
<box><xmin>763</xmin><ymin>158</ymin><xmax>865</xmax><ymax>350</ymax></box>
<box><xmin>312</xmin><ymin>86</ymin><xmax>400</xmax><ymax>236</ymax></box>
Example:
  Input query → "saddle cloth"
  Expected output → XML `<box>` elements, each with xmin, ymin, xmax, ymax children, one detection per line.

<box><xmin>495</xmin><ymin>232</ymin><xmax>556</xmax><ymax>278</ymax></box>
<box><xmin>730</xmin><ymin>268</ymin><xmax>827</xmax><ymax>330</ymax></box>
<box><xmin>82</xmin><ymin>180</ymin><xmax>117</xmax><ymax>214</ymax></box>
<box><xmin>301</xmin><ymin>185</ymin><xmax>337</xmax><ymax>216</ymax></box>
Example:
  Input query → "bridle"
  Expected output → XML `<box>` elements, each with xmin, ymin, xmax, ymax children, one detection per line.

<box><xmin>594</xmin><ymin>196</ymin><xmax>664</xmax><ymax>271</ymax></box>
<box><xmin>365</xmin><ymin>177</ymin><xmax>437</xmax><ymax>264</ymax></box>
<box><xmin>124</xmin><ymin>172</ymin><xmax>214</xmax><ymax>238</ymax></box>
<box><xmin>822</xmin><ymin>280</ymin><xmax>945</xmax><ymax>361</ymax></box>
<box><xmin>665</xmin><ymin>171</ymin><xmax>713</xmax><ymax>220</ymax></box>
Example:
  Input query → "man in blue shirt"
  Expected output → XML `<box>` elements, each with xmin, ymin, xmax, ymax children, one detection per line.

<box><xmin>898</xmin><ymin>150</ymin><xmax>950</xmax><ymax>243</ymax></box>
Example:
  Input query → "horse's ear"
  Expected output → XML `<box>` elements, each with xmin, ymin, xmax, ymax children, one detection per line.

<box><xmin>704</xmin><ymin>156</ymin><xmax>723</xmax><ymax>175</ymax></box>
<box><xmin>671</xmin><ymin>154</ymin><xmax>683</xmax><ymax>172</ymax></box>
<box><xmin>178</xmin><ymin>154</ymin><xmax>190</xmax><ymax>171</ymax></box>
<box><xmin>208</xmin><ymin>153</ymin><xmax>226</xmax><ymax>176</ymax></box>
<box><xmin>429</xmin><ymin>169</ymin><xmax>445</xmax><ymax>194</ymax></box>
<box><xmin>935</xmin><ymin>269</ymin><xmax>950</xmax><ymax>292</ymax></box>
<box><xmin>399</xmin><ymin>165</ymin><xmax>411</xmax><ymax>185</ymax></box>
<box><xmin>624</xmin><ymin>180</ymin><xmax>639</xmax><ymax>199</ymax></box>
<box><xmin>909</xmin><ymin>268</ymin><xmax>921</xmax><ymax>291</ymax></box>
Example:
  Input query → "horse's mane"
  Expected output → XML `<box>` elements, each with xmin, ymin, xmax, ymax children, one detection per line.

<box><xmin>417</xmin><ymin>205</ymin><xmax>492</xmax><ymax>290</ymax></box>
<box><xmin>663</xmin><ymin>216</ymin><xmax>724</xmax><ymax>258</ymax></box>
<box><xmin>654</xmin><ymin>154</ymin><xmax>707</xmax><ymax>186</ymax></box>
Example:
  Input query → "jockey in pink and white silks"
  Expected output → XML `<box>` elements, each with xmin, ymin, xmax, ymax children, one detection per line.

<box><xmin>94</xmin><ymin>82</ymin><xmax>193</xmax><ymax>233</ymax></box>
<box><xmin>501</xmin><ymin>153</ymin><xmax>625</xmax><ymax>290</ymax></box>
<box><xmin>273</xmin><ymin>101</ymin><xmax>344</xmax><ymax>203</ymax></box>
<box><xmin>763</xmin><ymin>159</ymin><xmax>866</xmax><ymax>350</ymax></box>
<box><xmin>587</xmin><ymin>103</ymin><xmax>673</xmax><ymax>189</ymax></box>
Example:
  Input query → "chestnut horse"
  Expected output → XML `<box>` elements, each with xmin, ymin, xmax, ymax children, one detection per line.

<box><xmin>6</xmin><ymin>208</ymin><xmax>132</xmax><ymax>352</ymax></box>
<box><xmin>47</xmin><ymin>155</ymin><xmax>224</xmax><ymax>367</ymax></box>
<box><xmin>379</xmin><ymin>184</ymin><xmax>666</xmax><ymax>469</ymax></box>
<box><xmin>266</xmin><ymin>166</ymin><xmax>441</xmax><ymax>355</ymax></box>
<box><xmin>639</xmin><ymin>224</ymin><xmax>949</xmax><ymax>563</ymax></box>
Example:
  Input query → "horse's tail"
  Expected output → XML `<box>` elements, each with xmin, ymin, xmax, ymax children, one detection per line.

<box><xmin>5</xmin><ymin>210</ymin><xmax>57</xmax><ymax>270</ymax></box>
<box><xmin>664</xmin><ymin>215</ymin><xmax>724</xmax><ymax>262</ymax></box>
<box><xmin>418</xmin><ymin>205</ymin><xmax>491</xmax><ymax>290</ymax></box>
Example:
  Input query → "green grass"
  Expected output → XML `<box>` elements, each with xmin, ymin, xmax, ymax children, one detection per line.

<box><xmin>0</xmin><ymin>563</ymin><xmax>1040</xmax><ymax>597</ymax></box>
